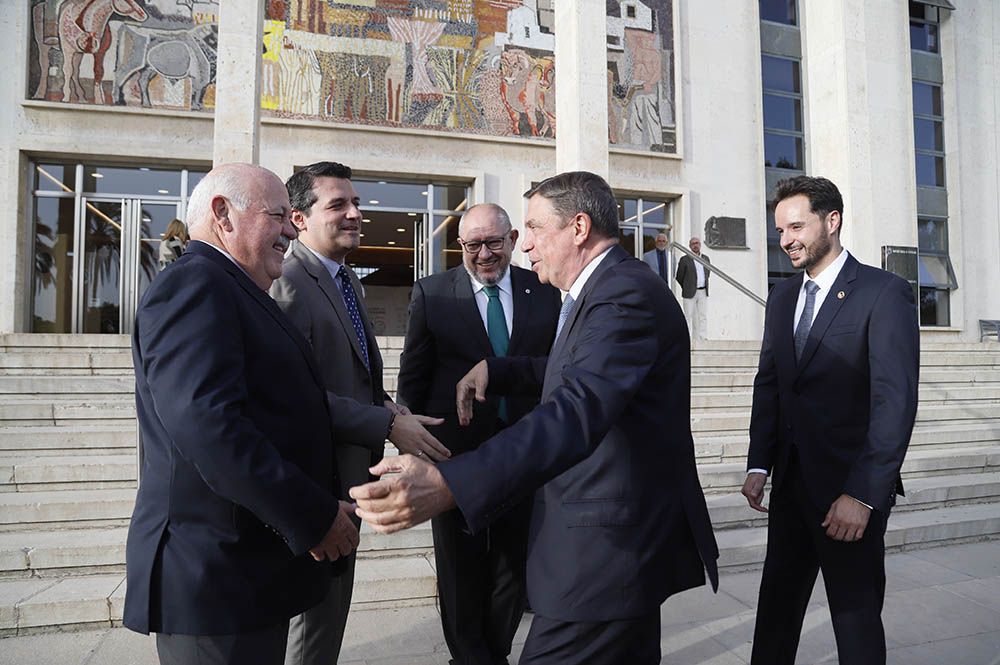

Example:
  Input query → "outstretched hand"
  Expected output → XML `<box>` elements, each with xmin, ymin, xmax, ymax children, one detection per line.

<box><xmin>456</xmin><ymin>360</ymin><xmax>490</xmax><ymax>426</ymax></box>
<box><xmin>349</xmin><ymin>455</ymin><xmax>456</xmax><ymax>534</ymax></box>
<box><xmin>388</xmin><ymin>413</ymin><xmax>450</xmax><ymax>461</ymax></box>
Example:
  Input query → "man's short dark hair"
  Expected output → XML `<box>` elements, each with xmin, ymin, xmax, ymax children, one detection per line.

<box><xmin>523</xmin><ymin>171</ymin><xmax>619</xmax><ymax>239</ymax></box>
<box><xmin>286</xmin><ymin>161</ymin><xmax>353</xmax><ymax>214</ymax></box>
<box><xmin>772</xmin><ymin>175</ymin><xmax>844</xmax><ymax>221</ymax></box>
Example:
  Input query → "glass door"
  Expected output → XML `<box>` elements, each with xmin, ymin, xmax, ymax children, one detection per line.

<box><xmin>79</xmin><ymin>198</ymin><xmax>126</xmax><ymax>334</ymax></box>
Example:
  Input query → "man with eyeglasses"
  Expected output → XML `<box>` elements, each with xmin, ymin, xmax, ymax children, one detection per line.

<box><xmin>397</xmin><ymin>203</ymin><xmax>561</xmax><ymax>665</ymax></box>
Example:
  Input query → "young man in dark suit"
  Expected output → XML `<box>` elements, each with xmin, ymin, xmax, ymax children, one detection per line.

<box><xmin>270</xmin><ymin>161</ymin><xmax>447</xmax><ymax>665</ymax></box>
<box><xmin>353</xmin><ymin>172</ymin><xmax>720</xmax><ymax>665</ymax></box>
<box><xmin>741</xmin><ymin>175</ymin><xmax>920</xmax><ymax>665</ymax></box>
<box><xmin>125</xmin><ymin>164</ymin><xmax>359</xmax><ymax>665</ymax></box>
<box><xmin>397</xmin><ymin>202</ymin><xmax>561</xmax><ymax>665</ymax></box>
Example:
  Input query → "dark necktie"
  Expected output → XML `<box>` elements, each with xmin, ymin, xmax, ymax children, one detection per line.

<box><xmin>337</xmin><ymin>265</ymin><xmax>370</xmax><ymax>372</ymax></box>
<box><xmin>656</xmin><ymin>249</ymin><xmax>667</xmax><ymax>280</ymax></box>
<box><xmin>794</xmin><ymin>280</ymin><xmax>820</xmax><ymax>361</ymax></box>
<box><xmin>483</xmin><ymin>285</ymin><xmax>509</xmax><ymax>422</ymax></box>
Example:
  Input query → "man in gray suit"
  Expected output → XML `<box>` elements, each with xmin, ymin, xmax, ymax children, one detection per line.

<box><xmin>271</xmin><ymin>161</ymin><xmax>450</xmax><ymax>665</ymax></box>
<box><xmin>674</xmin><ymin>237</ymin><xmax>711</xmax><ymax>341</ymax></box>
<box><xmin>642</xmin><ymin>232</ymin><xmax>671</xmax><ymax>282</ymax></box>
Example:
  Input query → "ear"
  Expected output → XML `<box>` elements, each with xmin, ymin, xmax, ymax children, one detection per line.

<box><xmin>291</xmin><ymin>209</ymin><xmax>308</xmax><ymax>233</ymax></box>
<box><xmin>210</xmin><ymin>195</ymin><xmax>233</xmax><ymax>232</ymax></box>
<box><xmin>571</xmin><ymin>213</ymin><xmax>593</xmax><ymax>247</ymax></box>
<box><xmin>826</xmin><ymin>210</ymin><xmax>842</xmax><ymax>236</ymax></box>
<box><xmin>508</xmin><ymin>228</ymin><xmax>519</xmax><ymax>248</ymax></box>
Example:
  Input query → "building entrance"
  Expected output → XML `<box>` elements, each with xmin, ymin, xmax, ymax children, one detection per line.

<box><xmin>29</xmin><ymin>162</ymin><xmax>207</xmax><ymax>334</ymax></box>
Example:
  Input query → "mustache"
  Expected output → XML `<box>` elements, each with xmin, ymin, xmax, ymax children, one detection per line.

<box><xmin>274</xmin><ymin>235</ymin><xmax>291</xmax><ymax>252</ymax></box>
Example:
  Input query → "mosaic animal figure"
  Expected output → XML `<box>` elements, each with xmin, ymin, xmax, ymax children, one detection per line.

<box><xmin>113</xmin><ymin>23</ymin><xmax>218</xmax><ymax>109</ymax></box>
<box><xmin>499</xmin><ymin>49</ymin><xmax>556</xmax><ymax>137</ymax></box>
<box><xmin>56</xmin><ymin>0</ymin><xmax>148</xmax><ymax>104</ymax></box>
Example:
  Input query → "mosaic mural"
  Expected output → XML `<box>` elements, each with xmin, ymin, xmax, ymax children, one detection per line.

<box><xmin>28</xmin><ymin>0</ymin><xmax>220</xmax><ymax>111</ymax></box>
<box><xmin>263</xmin><ymin>0</ymin><xmax>676</xmax><ymax>152</ymax></box>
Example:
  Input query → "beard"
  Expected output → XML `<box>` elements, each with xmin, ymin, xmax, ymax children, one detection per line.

<box><xmin>465</xmin><ymin>259</ymin><xmax>509</xmax><ymax>287</ymax></box>
<box><xmin>791</xmin><ymin>233</ymin><xmax>833</xmax><ymax>274</ymax></box>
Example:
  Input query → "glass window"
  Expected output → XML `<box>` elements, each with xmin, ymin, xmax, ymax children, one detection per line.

<box><xmin>618</xmin><ymin>225</ymin><xmax>637</xmax><ymax>256</ymax></box>
<box><xmin>34</xmin><ymin>163</ymin><xmax>74</xmax><ymax>193</ymax></box>
<box><xmin>909</xmin><ymin>21</ymin><xmax>939</xmax><ymax>53</ymax></box>
<box><xmin>433</xmin><ymin>184</ymin><xmax>469</xmax><ymax>212</ymax></box>
<box><xmin>919</xmin><ymin>287</ymin><xmax>949</xmax><ymax>326</ymax></box>
<box><xmin>912</xmin><ymin>82</ymin><xmax>943</xmax><ymax>117</ymax></box>
<box><xmin>187</xmin><ymin>170</ymin><xmax>208</xmax><ymax>196</ymax></box>
<box><xmin>915</xmin><ymin>153</ymin><xmax>945</xmax><ymax>187</ymax></box>
<box><xmin>31</xmin><ymin>197</ymin><xmax>77</xmax><ymax>333</ymax></box>
<box><xmin>764</xmin><ymin>132</ymin><xmax>803</xmax><ymax>169</ymax></box>
<box><xmin>641</xmin><ymin>200</ymin><xmax>666</xmax><ymax>226</ymax></box>
<box><xmin>917</xmin><ymin>217</ymin><xmax>948</xmax><ymax>252</ymax></box>
<box><xmin>763</xmin><ymin>94</ymin><xmax>803</xmax><ymax>132</ymax></box>
<box><xmin>641</xmin><ymin>225</ymin><xmax>668</xmax><ymax>255</ymax></box>
<box><xmin>917</xmin><ymin>254</ymin><xmax>957</xmax><ymax>289</ymax></box>
<box><xmin>353</xmin><ymin>180</ymin><xmax>429</xmax><ymax>210</ymax></box>
<box><xmin>84</xmin><ymin>166</ymin><xmax>183</xmax><ymax>197</ymax></box>
<box><xmin>761</xmin><ymin>56</ymin><xmax>801</xmax><ymax>94</ymax></box>
<box><xmin>617</xmin><ymin>197</ymin><xmax>638</xmax><ymax>224</ymax></box>
<box><xmin>759</xmin><ymin>0</ymin><xmax>796</xmax><ymax>25</ymax></box>
<box><xmin>913</xmin><ymin>118</ymin><xmax>944</xmax><ymax>152</ymax></box>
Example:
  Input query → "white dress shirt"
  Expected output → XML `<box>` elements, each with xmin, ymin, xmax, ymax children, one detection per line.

<box><xmin>695</xmin><ymin>259</ymin><xmax>706</xmax><ymax>288</ymax></box>
<box><xmin>792</xmin><ymin>248</ymin><xmax>850</xmax><ymax>335</ymax></box>
<box><xmin>567</xmin><ymin>245</ymin><xmax>615</xmax><ymax>301</ymax></box>
<box><xmin>468</xmin><ymin>268</ymin><xmax>513</xmax><ymax>336</ymax></box>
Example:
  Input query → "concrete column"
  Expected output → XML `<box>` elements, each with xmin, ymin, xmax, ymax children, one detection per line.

<box><xmin>0</xmin><ymin>3</ymin><xmax>28</xmax><ymax>332</ymax></box>
<box><xmin>801</xmin><ymin>1</ymin><xmax>918</xmax><ymax>263</ymax></box>
<box><xmin>213</xmin><ymin>0</ymin><xmax>264</xmax><ymax>166</ymax></box>
<box><xmin>554</xmin><ymin>0</ymin><xmax>609</xmax><ymax>178</ymax></box>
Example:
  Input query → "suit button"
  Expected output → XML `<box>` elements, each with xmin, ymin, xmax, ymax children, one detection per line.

<box><xmin>786</xmin><ymin>425</ymin><xmax>792</xmax><ymax>431</ymax></box>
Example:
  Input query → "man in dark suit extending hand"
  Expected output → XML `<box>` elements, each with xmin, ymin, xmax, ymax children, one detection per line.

<box><xmin>270</xmin><ymin>161</ymin><xmax>447</xmax><ymax>665</ymax></box>
<box><xmin>125</xmin><ymin>163</ymin><xmax>358</xmax><ymax>665</ymax></box>
<box><xmin>351</xmin><ymin>171</ymin><xmax>719</xmax><ymax>665</ymax></box>
<box><xmin>741</xmin><ymin>175</ymin><xmax>919</xmax><ymax>665</ymax></box>
<box><xmin>397</xmin><ymin>203</ymin><xmax>561</xmax><ymax>665</ymax></box>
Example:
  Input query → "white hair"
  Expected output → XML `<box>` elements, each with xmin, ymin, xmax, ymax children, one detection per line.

<box><xmin>185</xmin><ymin>164</ymin><xmax>256</xmax><ymax>231</ymax></box>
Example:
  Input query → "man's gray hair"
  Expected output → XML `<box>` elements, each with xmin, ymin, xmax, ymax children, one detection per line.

<box><xmin>523</xmin><ymin>171</ymin><xmax>619</xmax><ymax>239</ymax></box>
<box><xmin>185</xmin><ymin>166</ymin><xmax>255</xmax><ymax>231</ymax></box>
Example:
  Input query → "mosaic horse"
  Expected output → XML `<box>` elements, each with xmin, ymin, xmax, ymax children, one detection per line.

<box><xmin>56</xmin><ymin>0</ymin><xmax>148</xmax><ymax>104</ymax></box>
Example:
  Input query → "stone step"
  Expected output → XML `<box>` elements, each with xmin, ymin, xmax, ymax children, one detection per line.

<box><xmin>695</xmin><ymin>420</ymin><xmax>1000</xmax><ymax>462</ymax></box>
<box><xmin>0</xmin><ymin>375</ymin><xmax>134</xmax><ymax>395</ymax></box>
<box><xmin>697</xmin><ymin>445</ymin><xmax>1000</xmax><ymax>492</ymax></box>
<box><xmin>716</xmin><ymin>501</ymin><xmax>1000</xmax><ymax>569</ymax></box>
<box><xmin>3</xmin><ymin>500</ymin><xmax>998</xmax><ymax>633</ymax></box>
<box><xmin>0</xmin><ymin>426</ymin><xmax>136</xmax><ymax>454</ymax></box>
<box><xmin>0</xmin><ymin>351</ymin><xmax>133</xmax><ymax>375</ymax></box>
<box><xmin>706</xmin><ymin>471</ymin><xmax>1000</xmax><ymax>530</ymax></box>
<box><xmin>0</xmin><ymin>455</ymin><xmax>136</xmax><ymax>492</ymax></box>
<box><xmin>0</xmin><ymin>489</ymin><xmax>136</xmax><ymax>531</ymax></box>
<box><xmin>0</xmin><ymin>334</ymin><xmax>131</xmax><ymax>351</ymax></box>
<box><xmin>0</xmin><ymin>400</ymin><xmax>136</xmax><ymax>426</ymax></box>
<box><xmin>687</xmin><ymin>385</ymin><xmax>1000</xmax><ymax>411</ymax></box>
<box><xmin>690</xmin><ymin>401</ymin><xmax>1000</xmax><ymax>435</ymax></box>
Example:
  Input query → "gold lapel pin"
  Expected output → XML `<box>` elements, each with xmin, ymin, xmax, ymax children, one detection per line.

<box><xmin>837</xmin><ymin>291</ymin><xmax>846</xmax><ymax>300</ymax></box>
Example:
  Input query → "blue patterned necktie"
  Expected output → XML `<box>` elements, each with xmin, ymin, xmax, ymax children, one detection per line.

<box><xmin>483</xmin><ymin>285</ymin><xmax>509</xmax><ymax>422</ymax></box>
<box><xmin>554</xmin><ymin>294</ymin><xmax>576</xmax><ymax>345</ymax></box>
<box><xmin>337</xmin><ymin>265</ymin><xmax>370</xmax><ymax>372</ymax></box>
<box><xmin>794</xmin><ymin>280</ymin><xmax>820</xmax><ymax>361</ymax></box>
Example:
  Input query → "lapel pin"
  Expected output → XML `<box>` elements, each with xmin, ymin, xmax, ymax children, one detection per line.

<box><xmin>525</xmin><ymin>288</ymin><xmax>531</xmax><ymax>294</ymax></box>
<box><xmin>837</xmin><ymin>291</ymin><xmax>846</xmax><ymax>300</ymax></box>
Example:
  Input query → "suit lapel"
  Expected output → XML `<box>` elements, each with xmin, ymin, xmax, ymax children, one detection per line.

<box><xmin>507</xmin><ymin>267</ymin><xmax>529</xmax><ymax>354</ymax></box>
<box><xmin>546</xmin><ymin>245</ymin><xmax>630</xmax><ymax>385</ymax></box>
<box><xmin>453</xmin><ymin>269</ymin><xmax>494</xmax><ymax>357</ymax></box>
<box><xmin>293</xmin><ymin>242</ymin><xmax>369</xmax><ymax>369</ymax></box>
<box><xmin>189</xmin><ymin>242</ymin><xmax>325</xmax><ymax>388</ymax></box>
<box><xmin>795</xmin><ymin>255</ymin><xmax>859</xmax><ymax>376</ymax></box>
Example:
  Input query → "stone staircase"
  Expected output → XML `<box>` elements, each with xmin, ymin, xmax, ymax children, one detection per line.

<box><xmin>1</xmin><ymin>334</ymin><xmax>999</xmax><ymax>635</ymax></box>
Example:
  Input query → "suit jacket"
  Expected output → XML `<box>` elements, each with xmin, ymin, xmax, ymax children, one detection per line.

<box><xmin>642</xmin><ymin>247</ymin><xmax>671</xmax><ymax>281</ymax></box>
<box><xmin>438</xmin><ymin>244</ymin><xmax>719</xmax><ymax>622</ymax></box>
<box><xmin>270</xmin><ymin>241</ymin><xmax>392</xmax><ymax>491</ymax></box>
<box><xmin>397</xmin><ymin>264</ymin><xmax>561</xmax><ymax>454</ymax></box>
<box><xmin>125</xmin><ymin>241</ymin><xmax>342</xmax><ymax>635</ymax></box>
<box><xmin>747</xmin><ymin>253</ymin><xmax>920</xmax><ymax>514</ymax></box>
<box><xmin>675</xmin><ymin>253</ymin><xmax>711</xmax><ymax>298</ymax></box>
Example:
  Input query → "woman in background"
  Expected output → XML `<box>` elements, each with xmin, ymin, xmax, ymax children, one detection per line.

<box><xmin>158</xmin><ymin>218</ymin><xmax>188</xmax><ymax>270</ymax></box>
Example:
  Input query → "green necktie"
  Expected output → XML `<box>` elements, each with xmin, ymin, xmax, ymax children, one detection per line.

<box><xmin>483</xmin><ymin>285</ymin><xmax>509</xmax><ymax>422</ymax></box>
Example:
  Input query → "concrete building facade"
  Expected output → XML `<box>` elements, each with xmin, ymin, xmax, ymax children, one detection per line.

<box><xmin>1</xmin><ymin>0</ymin><xmax>998</xmax><ymax>342</ymax></box>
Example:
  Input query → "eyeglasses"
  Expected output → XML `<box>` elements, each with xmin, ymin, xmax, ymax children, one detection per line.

<box><xmin>458</xmin><ymin>235</ymin><xmax>509</xmax><ymax>254</ymax></box>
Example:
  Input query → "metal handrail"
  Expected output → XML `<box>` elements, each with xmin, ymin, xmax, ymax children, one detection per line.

<box><xmin>670</xmin><ymin>241</ymin><xmax>766</xmax><ymax>307</ymax></box>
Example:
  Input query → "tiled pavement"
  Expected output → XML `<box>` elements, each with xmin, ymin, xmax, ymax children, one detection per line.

<box><xmin>1</xmin><ymin>540</ymin><xmax>997</xmax><ymax>665</ymax></box>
